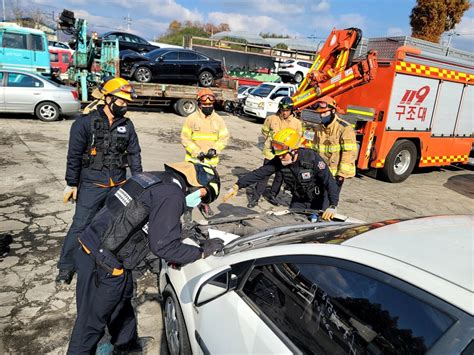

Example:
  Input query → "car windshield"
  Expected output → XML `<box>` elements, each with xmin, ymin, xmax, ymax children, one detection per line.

<box><xmin>43</xmin><ymin>77</ymin><xmax>61</xmax><ymax>87</ymax></box>
<box><xmin>251</xmin><ymin>84</ymin><xmax>275</xmax><ymax>97</ymax></box>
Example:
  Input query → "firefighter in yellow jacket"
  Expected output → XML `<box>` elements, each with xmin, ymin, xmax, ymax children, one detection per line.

<box><xmin>181</xmin><ymin>88</ymin><xmax>229</xmax><ymax>216</ymax></box>
<box><xmin>311</xmin><ymin>96</ymin><xmax>357</xmax><ymax>190</ymax></box>
<box><xmin>248</xmin><ymin>97</ymin><xmax>302</xmax><ymax>208</ymax></box>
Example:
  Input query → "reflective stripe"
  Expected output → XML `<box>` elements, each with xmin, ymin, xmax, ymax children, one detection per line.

<box><xmin>184</xmin><ymin>143</ymin><xmax>200</xmax><ymax>154</ymax></box>
<box><xmin>181</xmin><ymin>126</ymin><xmax>193</xmax><ymax>135</ymax></box>
<box><xmin>341</xmin><ymin>143</ymin><xmax>357</xmax><ymax>151</ymax></box>
<box><xmin>315</xmin><ymin>144</ymin><xmax>341</xmax><ymax>153</ymax></box>
<box><xmin>112</xmin><ymin>268</ymin><xmax>124</xmax><ymax>276</ymax></box>
<box><xmin>215</xmin><ymin>142</ymin><xmax>226</xmax><ymax>151</ymax></box>
<box><xmin>339</xmin><ymin>163</ymin><xmax>356</xmax><ymax>174</ymax></box>
<box><xmin>78</xmin><ymin>239</ymin><xmax>91</xmax><ymax>254</ymax></box>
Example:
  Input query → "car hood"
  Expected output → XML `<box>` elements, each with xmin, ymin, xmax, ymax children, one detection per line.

<box><xmin>119</xmin><ymin>50</ymin><xmax>150</xmax><ymax>64</ymax></box>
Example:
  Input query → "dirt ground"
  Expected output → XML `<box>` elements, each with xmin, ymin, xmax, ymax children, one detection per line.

<box><xmin>0</xmin><ymin>109</ymin><xmax>472</xmax><ymax>354</ymax></box>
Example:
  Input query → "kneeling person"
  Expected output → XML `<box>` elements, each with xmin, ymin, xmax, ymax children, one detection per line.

<box><xmin>67</xmin><ymin>162</ymin><xmax>223</xmax><ymax>354</ymax></box>
<box><xmin>225</xmin><ymin>128</ymin><xmax>340</xmax><ymax>220</ymax></box>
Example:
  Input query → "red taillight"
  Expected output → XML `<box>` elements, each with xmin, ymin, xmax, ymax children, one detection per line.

<box><xmin>71</xmin><ymin>90</ymin><xmax>79</xmax><ymax>101</ymax></box>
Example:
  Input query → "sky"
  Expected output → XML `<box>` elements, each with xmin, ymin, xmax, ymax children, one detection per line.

<box><xmin>9</xmin><ymin>0</ymin><xmax>474</xmax><ymax>52</ymax></box>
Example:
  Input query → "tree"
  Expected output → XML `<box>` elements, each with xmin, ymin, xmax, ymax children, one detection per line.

<box><xmin>168</xmin><ymin>20</ymin><xmax>182</xmax><ymax>33</ymax></box>
<box><xmin>410</xmin><ymin>0</ymin><xmax>471</xmax><ymax>43</ymax></box>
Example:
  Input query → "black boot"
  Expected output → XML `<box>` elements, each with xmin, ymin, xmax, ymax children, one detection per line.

<box><xmin>247</xmin><ymin>197</ymin><xmax>259</xmax><ymax>208</ymax></box>
<box><xmin>264</xmin><ymin>193</ymin><xmax>279</xmax><ymax>206</ymax></box>
<box><xmin>55</xmin><ymin>269</ymin><xmax>75</xmax><ymax>285</ymax></box>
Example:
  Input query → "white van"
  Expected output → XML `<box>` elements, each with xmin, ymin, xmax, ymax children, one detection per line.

<box><xmin>244</xmin><ymin>82</ymin><xmax>297</xmax><ymax>121</ymax></box>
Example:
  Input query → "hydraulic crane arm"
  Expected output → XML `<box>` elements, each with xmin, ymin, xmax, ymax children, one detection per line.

<box><xmin>292</xmin><ymin>28</ymin><xmax>378</xmax><ymax>111</ymax></box>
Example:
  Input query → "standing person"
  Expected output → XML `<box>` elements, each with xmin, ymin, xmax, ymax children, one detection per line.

<box><xmin>224</xmin><ymin>128</ymin><xmax>340</xmax><ymax>220</ymax></box>
<box><xmin>310</xmin><ymin>96</ymin><xmax>357</xmax><ymax>190</ymax></box>
<box><xmin>67</xmin><ymin>162</ymin><xmax>223</xmax><ymax>354</ymax></box>
<box><xmin>181</xmin><ymin>88</ymin><xmax>229</xmax><ymax>217</ymax></box>
<box><xmin>56</xmin><ymin>77</ymin><xmax>143</xmax><ymax>284</ymax></box>
<box><xmin>248</xmin><ymin>96</ymin><xmax>302</xmax><ymax>208</ymax></box>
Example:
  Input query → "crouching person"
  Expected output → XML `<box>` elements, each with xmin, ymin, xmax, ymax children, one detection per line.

<box><xmin>67</xmin><ymin>162</ymin><xmax>223</xmax><ymax>354</ymax></box>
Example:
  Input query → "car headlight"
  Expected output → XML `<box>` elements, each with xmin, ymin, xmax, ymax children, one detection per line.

<box><xmin>258</xmin><ymin>102</ymin><xmax>264</xmax><ymax>108</ymax></box>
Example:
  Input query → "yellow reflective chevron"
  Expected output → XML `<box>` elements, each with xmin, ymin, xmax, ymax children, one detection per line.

<box><xmin>341</xmin><ymin>143</ymin><xmax>357</xmax><ymax>151</ymax></box>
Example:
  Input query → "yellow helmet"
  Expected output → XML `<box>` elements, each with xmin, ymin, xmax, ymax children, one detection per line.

<box><xmin>100</xmin><ymin>77</ymin><xmax>136</xmax><ymax>101</ymax></box>
<box><xmin>272</xmin><ymin>128</ymin><xmax>301</xmax><ymax>156</ymax></box>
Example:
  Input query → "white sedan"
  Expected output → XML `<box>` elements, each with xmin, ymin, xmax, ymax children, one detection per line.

<box><xmin>159</xmin><ymin>213</ymin><xmax>474</xmax><ymax>355</ymax></box>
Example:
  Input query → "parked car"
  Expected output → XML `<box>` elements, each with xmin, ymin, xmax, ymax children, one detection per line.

<box><xmin>244</xmin><ymin>82</ymin><xmax>297</xmax><ymax>121</ymax></box>
<box><xmin>120</xmin><ymin>48</ymin><xmax>224</xmax><ymax>86</ymax></box>
<box><xmin>278</xmin><ymin>59</ymin><xmax>313</xmax><ymax>83</ymax></box>
<box><xmin>0</xmin><ymin>69</ymin><xmax>80</xmax><ymax>121</ymax></box>
<box><xmin>101</xmin><ymin>31</ymin><xmax>159</xmax><ymax>53</ymax></box>
<box><xmin>224</xmin><ymin>85</ymin><xmax>256</xmax><ymax>115</ymax></box>
<box><xmin>160</xmin><ymin>213</ymin><xmax>474</xmax><ymax>355</ymax></box>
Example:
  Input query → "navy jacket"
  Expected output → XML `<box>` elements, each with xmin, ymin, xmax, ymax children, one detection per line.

<box><xmin>80</xmin><ymin>177</ymin><xmax>202</xmax><ymax>268</ymax></box>
<box><xmin>65</xmin><ymin>107</ymin><xmax>142</xmax><ymax>186</ymax></box>
<box><xmin>237</xmin><ymin>148</ymin><xmax>340</xmax><ymax>206</ymax></box>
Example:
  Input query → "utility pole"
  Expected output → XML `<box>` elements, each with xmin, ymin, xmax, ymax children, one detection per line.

<box><xmin>2</xmin><ymin>0</ymin><xmax>6</xmax><ymax>21</ymax></box>
<box><xmin>124</xmin><ymin>13</ymin><xmax>132</xmax><ymax>32</ymax></box>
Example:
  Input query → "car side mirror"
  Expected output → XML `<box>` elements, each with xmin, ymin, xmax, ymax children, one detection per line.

<box><xmin>193</xmin><ymin>266</ymin><xmax>238</xmax><ymax>307</ymax></box>
<box><xmin>157</xmin><ymin>56</ymin><xmax>164</xmax><ymax>62</ymax></box>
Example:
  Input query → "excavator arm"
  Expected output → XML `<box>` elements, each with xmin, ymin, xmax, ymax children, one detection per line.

<box><xmin>292</xmin><ymin>28</ymin><xmax>378</xmax><ymax>111</ymax></box>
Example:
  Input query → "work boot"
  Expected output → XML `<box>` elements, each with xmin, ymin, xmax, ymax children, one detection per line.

<box><xmin>247</xmin><ymin>197</ymin><xmax>259</xmax><ymax>208</ymax></box>
<box><xmin>199</xmin><ymin>204</ymin><xmax>215</xmax><ymax>218</ymax></box>
<box><xmin>264</xmin><ymin>193</ymin><xmax>279</xmax><ymax>206</ymax></box>
<box><xmin>55</xmin><ymin>269</ymin><xmax>74</xmax><ymax>285</ymax></box>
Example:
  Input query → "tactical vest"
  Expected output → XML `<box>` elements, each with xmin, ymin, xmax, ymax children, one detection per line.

<box><xmin>100</xmin><ymin>172</ymin><xmax>167</xmax><ymax>270</ymax></box>
<box><xmin>83</xmin><ymin>113</ymin><xmax>129</xmax><ymax>170</ymax></box>
<box><xmin>280</xmin><ymin>150</ymin><xmax>319</xmax><ymax>201</ymax></box>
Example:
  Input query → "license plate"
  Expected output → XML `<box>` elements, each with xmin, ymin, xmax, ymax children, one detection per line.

<box><xmin>303</xmin><ymin>130</ymin><xmax>315</xmax><ymax>140</ymax></box>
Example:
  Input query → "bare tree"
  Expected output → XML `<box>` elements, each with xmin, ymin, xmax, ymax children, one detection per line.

<box><xmin>410</xmin><ymin>0</ymin><xmax>471</xmax><ymax>43</ymax></box>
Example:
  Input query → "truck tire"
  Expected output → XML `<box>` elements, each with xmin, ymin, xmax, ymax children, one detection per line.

<box><xmin>175</xmin><ymin>99</ymin><xmax>197</xmax><ymax>117</ymax></box>
<box><xmin>294</xmin><ymin>72</ymin><xmax>304</xmax><ymax>83</ymax></box>
<box><xmin>162</xmin><ymin>285</ymin><xmax>192</xmax><ymax>355</ymax></box>
<box><xmin>35</xmin><ymin>102</ymin><xmax>60</xmax><ymax>122</ymax></box>
<box><xmin>198</xmin><ymin>70</ymin><xmax>214</xmax><ymax>87</ymax></box>
<box><xmin>381</xmin><ymin>140</ymin><xmax>417</xmax><ymax>183</ymax></box>
<box><xmin>134</xmin><ymin>66</ymin><xmax>152</xmax><ymax>83</ymax></box>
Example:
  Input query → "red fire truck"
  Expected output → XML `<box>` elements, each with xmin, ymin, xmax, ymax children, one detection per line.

<box><xmin>295</xmin><ymin>31</ymin><xmax>473</xmax><ymax>182</ymax></box>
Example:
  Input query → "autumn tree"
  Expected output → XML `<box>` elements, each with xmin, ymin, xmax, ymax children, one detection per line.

<box><xmin>410</xmin><ymin>0</ymin><xmax>471</xmax><ymax>43</ymax></box>
<box><xmin>168</xmin><ymin>20</ymin><xmax>182</xmax><ymax>33</ymax></box>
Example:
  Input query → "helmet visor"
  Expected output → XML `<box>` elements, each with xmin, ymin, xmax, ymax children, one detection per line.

<box><xmin>199</xmin><ymin>94</ymin><xmax>216</xmax><ymax>104</ymax></box>
<box><xmin>109</xmin><ymin>84</ymin><xmax>137</xmax><ymax>100</ymax></box>
<box><xmin>271</xmin><ymin>141</ymin><xmax>290</xmax><ymax>156</ymax></box>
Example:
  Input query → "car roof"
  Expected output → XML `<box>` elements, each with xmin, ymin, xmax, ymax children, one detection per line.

<box><xmin>343</xmin><ymin>215</ymin><xmax>473</xmax><ymax>293</ymax></box>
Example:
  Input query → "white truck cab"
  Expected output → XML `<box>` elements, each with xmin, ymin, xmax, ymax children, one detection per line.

<box><xmin>244</xmin><ymin>82</ymin><xmax>297</xmax><ymax>121</ymax></box>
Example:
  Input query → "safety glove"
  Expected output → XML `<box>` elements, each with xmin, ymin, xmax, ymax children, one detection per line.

<box><xmin>223</xmin><ymin>184</ymin><xmax>239</xmax><ymax>203</ymax></box>
<box><xmin>322</xmin><ymin>205</ymin><xmax>337</xmax><ymax>221</ymax></box>
<box><xmin>197</xmin><ymin>152</ymin><xmax>206</xmax><ymax>161</ymax></box>
<box><xmin>206</xmin><ymin>148</ymin><xmax>217</xmax><ymax>158</ymax></box>
<box><xmin>63</xmin><ymin>186</ymin><xmax>78</xmax><ymax>204</ymax></box>
<box><xmin>201</xmin><ymin>238</ymin><xmax>225</xmax><ymax>258</ymax></box>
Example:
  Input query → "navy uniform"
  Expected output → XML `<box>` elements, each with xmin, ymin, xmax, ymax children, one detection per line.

<box><xmin>57</xmin><ymin>79</ymin><xmax>143</xmax><ymax>284</ymax></box>
<box><xmin>237</xmin><ymin>148</ymin><xmax>339</xmax><ymax>210</ymax></box>
<box><xmin>67</xmin><ymin>163</ymin><xmax>223</xmax><ymax>354</ymax></box>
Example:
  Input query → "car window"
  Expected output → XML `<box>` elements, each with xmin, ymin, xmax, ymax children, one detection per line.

<box><xmin>162</xmin><ymin>51</ymin><xmax>178</xmax><ymax>61</ymax></box>
<box><xmin>273</xmin><ymin>88</ymin><xmax>289</xmax><ymax>98</ymax></box>
<box><xmin>50</xmin><ymin>53</ymin><xmax>59</xmax><ymax>62</ymax></box>
<box><xmin>297</xmin><ymin>62</ymin><xmax>312</xmax><ymax>68</ymax></box>
<box><xmin>242</xmin><ymin>262</ymin><xmax>454</xmax><ymax>354</ymax></box>
<box><xmin>117</xmin><ymin>34</ymin><xmax>127</xmax><ymax>41</ymax></box>
<box><xmin>0</xmin><ymin>72</ymin><xmax>4</xmax><ymax>86</ymax></box>
<box><xmin>127</xmin><ymin>35</ymin><xmax>140</xmax><ymax>43</ymax></box>
<box><xmin>105</xmin><ymin>34</ymin><xmax>116</xmax><ymax>40</ymax></box>
<box><xmin>136</xmin><ymin>36</ymin><xmax>149</xmax><ymax>45</ymax></box>
<box><xmin>61</xmin><ymin>53</ymin><xmax>71</xmax><ymax>64</ymax></box>
<box><xmin>251</xmin><ymin>84</ymin><xmax>275</xmax><ymax>97</ymax></box>
<box><xmin>31</xmin><ymin>34</ymin><xmax>44</xmax><ymax>51</ymax></box>
<box><xmin>7</xmin><ymin>73</ymin><xmax>43</xmax><ymax>88</ymax></box>
<box><xmin>2</xmin><ymin>32</ymin><xmax>27</xmax><ymax>50</ymax></box>
<box><xmin>238</xmin><ymin>86</ymin><xmax>250</xmax><ymax>94</ymax></box>
<box><xmin>284</xmin><ymin>59</ymin><xmax>295</xmax><ymax>64</ymax></box>
<box><xmin>196</xmin><ymin>53</ymin><xmax>208</xmax><ymax>60</ymax></box>
<box><xmin>179</xmin><ymin>52</ymin><xmax>199</xmax><ymax>61</ymax></box>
